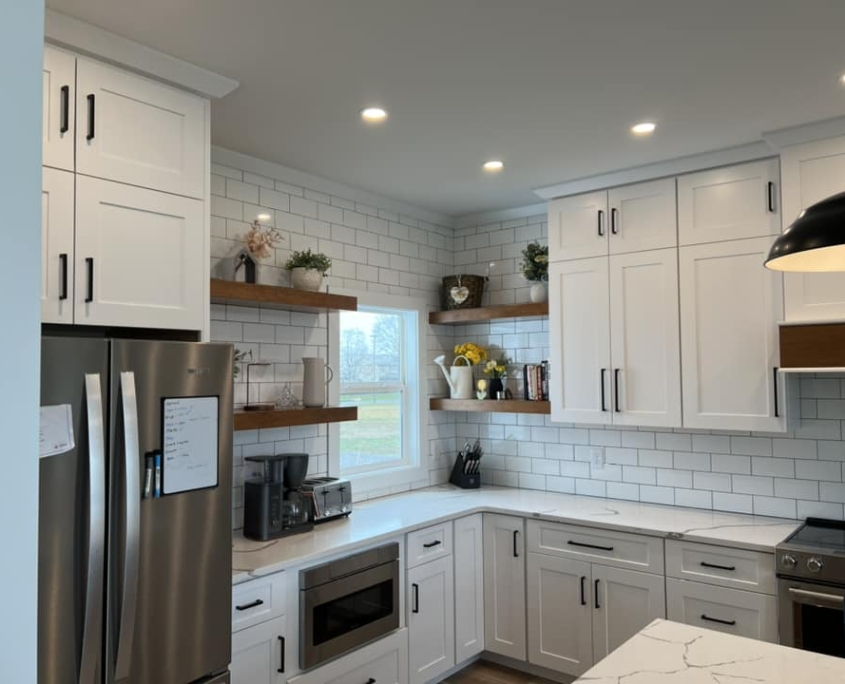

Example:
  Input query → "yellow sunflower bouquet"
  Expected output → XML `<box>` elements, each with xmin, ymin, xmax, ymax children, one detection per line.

<box><xmin>453</xmin><ymin>342</ymin><xmax>488</xmax><ymax>366</ymax></box>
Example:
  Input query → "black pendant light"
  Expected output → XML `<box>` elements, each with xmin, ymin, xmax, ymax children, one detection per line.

<box><xmin>765</xmin><ymin>191</ymin><xmax>845</xmax><ymax>271</ymax></box>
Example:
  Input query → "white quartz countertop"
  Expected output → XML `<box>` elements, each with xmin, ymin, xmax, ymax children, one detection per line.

<box><xmin>232</xmin><ymin>485</ymin><xmax>800</xmax><ymax>583</ymax></box>
<box><xmin>576</xmin><ymin>619</ymin><xmax>845</xmax><ymax>684</ymax></box>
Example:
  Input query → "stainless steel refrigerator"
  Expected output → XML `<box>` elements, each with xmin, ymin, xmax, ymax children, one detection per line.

<box><xmin>39</xmin><ymin>338</ymin><xmax>233</xmax><ymax>684</ymax></box>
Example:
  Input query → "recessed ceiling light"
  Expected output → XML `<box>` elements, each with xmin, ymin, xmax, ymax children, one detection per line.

<box><xmin>840</xmin><ymin>73</ymin><xmax>845</xmax><ymax>85</ymax></box>
<box><xmin>361</xmin><ymin>107</ymin><xmax>388</xmax><ymax>123</ymax></box>
<box><xmin>631</xmin><ymin>122</ymin><xmax>657</xmax><ymax>135</ymax></box>
<box><xmin>483</xmin><ymin>160</ymin><xmax>504</xmax><ymax>172</ymax></box>
<box><xmin>256</xmin><ymin>213</ymin><xmax>272</xmax><ymax>221</ymax></box>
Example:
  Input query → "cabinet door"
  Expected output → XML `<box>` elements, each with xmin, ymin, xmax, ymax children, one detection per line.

<box><xmin>781</xmin><ymin>137</ymin><xmax>845</xmax><ymax>321</ymax></box>
<box><xmin>608</xmin><ymin>178</ymin><xmax>677</xmax><ymax>254</ymax></box>
<box><xmin>592</xmin><ymin>565</ymin><xmax>666</xmax><ymax>662</ymax></box>
<box><xmin>454</xmin><ymin>514</ymin><xmax>484</xmax><ymax>663</ymax></box>
<box><xmin>549</xmin><ymin>258</ymin><xmax>611</xmax><ymax>424</ymax></box>
<box><xmin>76</xmin><ymin>58</ymin><xmax>206</xmax><ymax>199</ymax></box>
<box><xmin>527</xmin><ymin>553</ymin><xmax>592</xmax><ymax>677</ymax></box>
<box><xmin>407</xmin><ymin>556</ymin><xmax>454</xmax><ymax>684</ymax></box>
<box><xmin>666</xmin><ymin>579</ymin><xmax>778</xmax><ymax>643</ymax></box>
<box><xmin>548</xmin><ymin>191</ymin><xmax>608</xmax><ymax>261</ymax></box>
<box><xmin>679</xmin><ymin>238</ymin><xmax>785</xmax><ymax>431</ymax></box>
<box><xmin>483</xmin><ymin>514</ymin><xmax>526</xmax><ymax>661</ymax></box>
<box><xmin>75</xmin><ymin>176</ymin><xmax>205</xmax><ymax>330</ymax></box>
<box><xmin>231</xmin><ymin>617</ymin><xmax>285</xmax><ymax>684</ymax></box>
<box><xmin>678</xmin><ymin>159</ymin><xmax>781</xmax><ymax>246</ymax></box>
<box><xmin>41</xmin><ymin>168</ymin><xmax>75</xmax><ymax>324</ymax></box>
<box><xmin>609</xmin><ymin>249</ymin><xmax>681</xmax><ymax>427</ymax></box>
<box><xmin>43</xmin><ymin>46</ymin><xmax>75</xmax><ymax>171</ymax></box>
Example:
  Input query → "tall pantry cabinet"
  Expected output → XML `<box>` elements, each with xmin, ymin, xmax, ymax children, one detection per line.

<box><xmin>41</xmin><ymin>45</ymin><xmax>209</xmax><ymax>333</ymax></box>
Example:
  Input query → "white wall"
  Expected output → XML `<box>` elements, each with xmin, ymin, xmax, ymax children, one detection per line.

<box><xmin>0</xmin><ymin>1</ymin><xmax>44</xmax><ymax>681</ymax></box>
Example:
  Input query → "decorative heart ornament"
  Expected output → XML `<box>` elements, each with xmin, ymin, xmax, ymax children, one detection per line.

<box><xmin>450</xmin><ymin>286</ymin><xmax>469</xmax><ymax>304</ymax></box>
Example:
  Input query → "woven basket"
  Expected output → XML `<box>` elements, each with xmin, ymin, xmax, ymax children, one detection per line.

<box><xmin>441</xmin><ymin>274</ymin><xmax>487</xmax><ymax>310</ymax></box>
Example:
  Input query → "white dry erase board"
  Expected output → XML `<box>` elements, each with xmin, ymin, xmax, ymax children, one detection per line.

<box><xmin>162</xmin><ymin>396</ymin><xmax>219</xmax><ymax>494</ymax></box>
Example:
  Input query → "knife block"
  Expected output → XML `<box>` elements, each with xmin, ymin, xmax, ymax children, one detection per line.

<box><xmin>449</xmin><ymin>453</ymin><xmax>480</xmax><ymax>489</ymax></box>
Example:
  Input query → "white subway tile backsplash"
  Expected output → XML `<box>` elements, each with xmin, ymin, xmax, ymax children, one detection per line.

<box><xmin>730</xmin><ymin>436</ymin><xmax>772</xmax><ymax>457</ymax></box>
<box><xmin>795</xmin><ymin>460</ymin><xmax>842</xmax><ymax>482</ymax></box>
<box><xmin>656</xmin><ymin>433</ymin><xmax>692</xmax><ymax>452</ymax></box>
<box><xmin>640</xmin><ymin>485</ymin><xmax>675</xmax><ymax>505</ymax></box>
<box><xmin>712</xmin><ymin>492</ymin><xmax>753</xmax><ymax>514</ymax></box>
<box><xmin>711</xmin><ymin>453</ymin><xmax>751</xmax><ymax>475</ymax></box>
<box><xmin>753</xmin><ymin>496</ymin><xmax>797</xmax><ymax>519</ymax></box>
<box><xmin>691</xmin><ymin>434</ymin><xmax>731</xmax><ymax>454</ymax></box>
<box><xmin>674</xmin><ymin>489</ymin><xmax>712</xmax><ymax>510</ymax></box>
<box><xmin>657</xmin><ymin>468</ymin><xmax>693</xmax><ymax>489</ymax></box>
<box><xmin>732</xmin><ymin>475</ymin><xmax>774</xmax><ymax>496</ymax></box>
<box><xmin>638</xmin><ymin>450</ymin><xmax>673</xmax><ymax>469</ymax></box>
<box><xmin>751</xmin><ymin>457</ymin><xmax>795</xmax><ymax>478</ymax></box>
<box><xmin>798</xmin><ymin>500</ymin><xmax>844</xmax><ymax>520</ymax></box>
<box><xmin>775</xmin><ymin>478</ymin><xmax>819</xmax><ymax>500</ymax></box>
<box><xmin>607</xmin><ymin>482</ymin><xmax>639</xmax><ymax>501</ymax></box>
<box><xmin>673</xmin><ymin>451</ymin><xmax>710</xmax><ymax>471</ymax></box>
<box><xmin>693</xmin><ymin>471</ymin><xmax>732</xmax><ymax>492</ymax></box>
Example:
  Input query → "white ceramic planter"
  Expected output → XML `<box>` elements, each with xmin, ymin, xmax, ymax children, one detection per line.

<box><xmin>529</xmin><ymin>281</ymin><xmax>548</xmax><ymax>303</ymax></box>
<box><xmin>290</xmin><ymin>267</ymin><xmax>324</xmax><ymax>291</ymax></box>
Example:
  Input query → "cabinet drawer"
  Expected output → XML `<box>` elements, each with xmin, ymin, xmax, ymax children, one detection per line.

<box><xmin>527</xmin><ymin>520</ymin><xmax>664</xmax><ymax>574</ymax></box>
<box><xmin>666</xmin><ymin>540</ymin><xmax>776</xmax><ymax>594</ymax></box>
<box><xmin>666</xmin><ymin>578</ymin><xmax>778</xmax><ymax>643</ymax></box>
<box><xmin>232</xmin><ymin>572</ymin><xmax>286</xmax><ymax>633</ymax></box>
<box><xmin>406</xmin><ymin>521</ymin><xmax>453</xmax><ymax>569</ymax></box>
<box><xmin>289</xmin><ymin>629</ymin><xmax>408</xmax><ymax>684</ymax></box>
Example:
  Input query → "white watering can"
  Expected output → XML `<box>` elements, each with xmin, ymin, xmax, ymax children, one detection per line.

<box><xmin>434</xmin><ymin>354</ymin><xmax>474</xmax><ymax>400</ymax></box>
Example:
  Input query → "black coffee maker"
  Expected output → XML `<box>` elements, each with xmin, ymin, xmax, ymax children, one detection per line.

<box><xmin>243</xmin><ymin>453</ymin><xmax>314</xmax><ymax>540</ymax></box>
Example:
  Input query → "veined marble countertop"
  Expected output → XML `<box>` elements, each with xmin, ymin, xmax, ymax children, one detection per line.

<box><xmin>576</xmin><ymin>619</ymin><xmax>845</xmax><ymax>684</ymax></box>
<box><xmin>232</xmin><ymin>485</ymin><xmax>800</xmax><ymax>583</ymax></box>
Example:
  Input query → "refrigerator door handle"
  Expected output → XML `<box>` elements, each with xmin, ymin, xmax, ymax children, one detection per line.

<box><xmin>81</xmin><ymin>374</ymin><xmax>106</xmax><ymax>684</ymax></box>
<box><xmin>115</xmin><ymin>371</ymin><xmax>142</xmax><ymax>681</ymax></box>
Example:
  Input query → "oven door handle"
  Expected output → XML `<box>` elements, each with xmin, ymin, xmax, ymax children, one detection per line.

<box><xmin>788</xmin><ymin>587</ymin><xmax>845</xmax><ymax>609</ymax></box>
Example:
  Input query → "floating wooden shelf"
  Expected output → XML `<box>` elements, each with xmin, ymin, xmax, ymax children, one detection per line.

<box><xmin>429</xmin><ymin>302</ymin><xmax>548</xmax><ymax>325</ymax></box>
<box><xmin>430</xmin><ymin>398</ymin><xmax>550</xmax><ymax>414</ymax></box>
<box><xmin>211</xmin><ymin>279</ymin><xmax>357</xmax><ymax>313</ymax></box>
<box><xmin>234</xmin><ymin>406</ymin><xmax>358</xmax><ymax>431</ymax></box>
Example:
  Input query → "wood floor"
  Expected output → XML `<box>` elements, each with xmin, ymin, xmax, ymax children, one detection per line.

<box><xmin>443</xmin><ymin>661</ymin><xmax>558</xmax><ymax>684</ymax></box>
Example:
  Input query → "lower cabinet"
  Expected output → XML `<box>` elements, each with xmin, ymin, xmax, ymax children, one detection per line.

<box><xmin>454</xmin><ymin>514</ymin><xmax>484</xmax><ymax>662</ymax></box>
<box><xmin>231</xmin><ymin>617</ymin><xmax>286</xmax><ymax>684</ymax></box>
<box><xmin>408</xmin><ymin>556</ymin><xmax>455</xmax><ymax>684</ymax></box>
<box><xmin>483</xmin><ymin>514</ymin><xmax>527</xmax><ymax>661</ymax></box>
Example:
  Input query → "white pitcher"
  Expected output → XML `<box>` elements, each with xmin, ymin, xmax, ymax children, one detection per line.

<box><xmin>302</xmin><ymin>357</ymin><xmax>334</xmax><ymax>408</ymax></box>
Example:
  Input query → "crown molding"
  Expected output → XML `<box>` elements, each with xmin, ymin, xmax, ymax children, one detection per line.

<box><xmin>763</xmin><ymin>116</ymin><xmax>845</xmax><ymax>149</ymax></box>
<box><xmin>454</xmin><ymin>202</ymin><xmax>548</xmax><ymax>229</ymax></box>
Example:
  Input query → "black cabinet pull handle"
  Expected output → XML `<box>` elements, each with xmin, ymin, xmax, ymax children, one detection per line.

<box><xmin>277</xmin><ymin>636</ymin><xmax>285</xmax><ymax>673</ymax></box>
<box><xmin>60</xmin><ymin>85</ymin><xmax>70</xmax><ymax>134</ymax></box>
<box><xmin>86</xmin><ymin>94</ymin><xmax>96</xmax><ymax>141</ymax></box>
<box><xmin>59</xmin><ymin>253</ymin><xmax>68</xmax><ymax>301</ymax></box>
<box><xmin>364</xmin><ymin>679</ymin><xmax>376</xmax><ymax>684</ymax></box>
<box><xmin>701</xmin><ymin>614</ymin><xmax>736</xmax><ymax>626</ymax></box>
<box><xmin>700</xmin><ymin>561</ymin><xmax>736</xmax><ymax>572</ymax></box>
<box><xmin>567</xmin><ymin>540</ymin><xmax>615</xmax><ymax>552</ymax></box>
<box><xmin>611</xmin><ymin>207</ymin><xmax>618</xmax><ymax>235</ymax></box>
<box><xmin>767</xmin><ymin>181</ymin><xmax>776</xmax><ymax>212</ymax></box>
<box><xmin>594</xmin><ymin>579</ymin><xmax>600</xmax><ymax>609</ymax></box>
<box><xmin>773</xmin><ymin>367</ymin><xmax>779</xmax><ymax>418</ymax></box>
<box><xmin>597</xmin><ymin>209</ymin><xmax>604</xmax><ymax>237</ymax></box>
<box><xmin>580</xmin><ymin>576</ymin><xmax>586</xmax><ymax>606</ymax></box>
<box><xmin>614</xmin><ymin>368</ymin><xmax>621</xmax><ymax>413</ymax></box>
<box><xmin>423</xmin><ymin>540</ymin><xmax>442</xmax><ymax>549</ymax></box>
<box><xmin>235</xmin><ymin>598</ymin><xmax>264</xmax><ymax>611</ymax></box>
<box><xmin>412</xmin><ymin>583</ymin><xmax>419</xmax><ymax>614</ymax></box>
<box><xmin>513</xmin><ymin>529</ymin><xmax>520</xmax><ymax>558</ymax></box>
<box><xmin>85</xmin><ymin>258</ymin><xmax>94</xmax><ymax>303</ymax></box>
<box><xmin>600</xmin><ymin>368</ymin><xmax>607</xmax><ymax>412</ymax></box>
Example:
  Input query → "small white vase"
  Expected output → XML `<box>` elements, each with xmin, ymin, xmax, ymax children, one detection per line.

<box><xmin>449</xmin><ymin>365</ymin><xmax>474</xmax><ymax>399</ymax></box>
<box><xmin>291</xmin><ymin>268</ymin><xmax>324</xmax><ymax>291</ymax></box>
<box><xmin>529</xmin><ymin>281</ymin><xmax>548</xmax><ymax>303</ymax></box>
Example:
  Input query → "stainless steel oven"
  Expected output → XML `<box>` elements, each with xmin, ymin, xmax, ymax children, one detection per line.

<box><xmin>779</xmin><ymin>577</ymin><xmax>845</xmax><ymax>657</ymax></box>
<box><xmin>300</xmin><ymin>542</ymin><xmax>400</xmax><ymax>670</ymax></box>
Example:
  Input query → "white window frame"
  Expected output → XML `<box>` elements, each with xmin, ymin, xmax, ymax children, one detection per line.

<box><xmin>328</xmin><ymin>290</ymin><xmax>427</xmax><ymax>494</ymax></box>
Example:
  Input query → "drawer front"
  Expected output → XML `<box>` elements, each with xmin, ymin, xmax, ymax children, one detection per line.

<box><xmin>406</xmin><ymin>521</ymin><xmax>453</xmax><ymax>569</ymax></box>
<box><xmin>232</xmin><ymin>572</ymin><xmax>286</xmax><ymax>633</ymax></box>
<box><xmin>666</xmin><ymin>540</ymin><xmax>776</xmax><ymax>594</ymax></box>
<box><xmin>527</xmin><ymin>520</ymin><xmax>664</xmax><ymax>574</ymax></box>
<box><xmin>666</xmin><ymin>578</ymin><xmax>778</xmax><ymax>643</ymax></box>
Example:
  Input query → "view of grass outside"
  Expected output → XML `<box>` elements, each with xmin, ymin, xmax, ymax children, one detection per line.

<box><xmin>340</xmin><ymin>392</ymin><xmax>403</xmax><ymax>470</ymax></box>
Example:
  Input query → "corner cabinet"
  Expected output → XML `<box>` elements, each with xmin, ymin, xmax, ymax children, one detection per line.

<box><xmin>483</xmin><ymin>514</ymin><xmax>527</xmax><ymax>661</ymax></box>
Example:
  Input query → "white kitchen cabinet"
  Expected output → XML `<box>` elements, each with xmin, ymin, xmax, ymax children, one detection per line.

<box><xmin>679</xmin><ymin>237</ymin><xmax>785</xmax><ymax>431</ymax></box>
<box><xmin>75</xmin><ymin>176</ymin><xmax>205</xmax><ymax>331</ymax></box>
<box><xmin>231</xmin><ymin>616</ymin><xmax>286</xmax><ymax>684</ymax></box>
<box><xmin>609</xmin><ymin>248</ymin><xmax>681</xmax><ymax>427</ymax></box>
<box><xmin>75</xmin><ymin>58</ymin><xmax>206</xmax><ymax>199</ymax></box>
<box><xmin>407</xmin><ymin>556</ymin><xmax>454</xmax><ymax>684</ymax></box>
<box><xmin>678</xmin><ymin>159</ymin><xmax>781</xmax><ymax>246</ymax></box>
<box><xmin>608</xmin><ymin>178</ymin><xmax>677</xmax><ymax>255</ymax></box>
<box><xmin>592</xmin><ymin>565</ymin><xmax>666</xmax><ymax>662</ymax></box>
<box><xmin>548</xmin><ymin>257</ymin><xmax>611</xmax><ymax>424</ymax></box>
<box><xmin>41</xmin><ymin>167</ymin><xmax>75</xmax><ymax>324</ymax></box>
<box><xmin>526</xmin><ymin>553</ymin><xmax>593</xmax><ymax>676</ymax></box>
<box><xmin>780</xmin><ymin>136</ymin><xmax>845</xmax><ymax>321</ymax></box>
<box><xmin>548</xmin><ymin>191</ymin><xmax>608</xmax><ymax>261</ymax></box>
<box><xmin>42</xmin><ymin>46</ymin><xmax>76</xmax><ymax>172</ymax></box>
<box><xmin>483</xmin><ymin>514</ymin><xmax>526</xmax><ymax>661</ymax></box>
<box><xmin>453</xmin><ymin>514</ymin><xmax>484</xmax><ymax>663</ymax></box>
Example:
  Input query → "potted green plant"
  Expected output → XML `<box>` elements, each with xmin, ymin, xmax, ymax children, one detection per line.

<box><xmin>284</xmin><ymin>249</ymin><xmax>332</xmax><ymax>291</ymax></box>
<box><xmin>521</xmin><ymin>241</ymin><xmax>549</xmax><ymax>303</ymax></box>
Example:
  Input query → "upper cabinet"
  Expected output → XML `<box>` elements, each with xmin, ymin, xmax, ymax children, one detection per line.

<box><xmin>548</xmin><ymin>191</ymin><xmax>608</xmax><ymax>260</ymax></box>
<box><xmin>678</xmin><ymin>159</ymin><xmax>781</xmax><ymax>246</ymax></box>
<box><xmin>780</xmin><ymin>136</ymin><xmax>845</xmax><ymax>322</ymax></box>
<box><xmin>75</xmin><ymin>59</ymin><xmax>207</xmax><ymax>199</ymax></box>
<box><xmin>41</xmin><ymin>167</ymin><xmax>75</xmax><ymax>324</ymax></box>
<box><xmin>42</xmin><ymin>46</ymin><xmax>76</xmax><ymax>172</ymax></box>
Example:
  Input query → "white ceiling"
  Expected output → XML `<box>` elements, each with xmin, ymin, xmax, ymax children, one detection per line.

<box><xmin>47</xmin><ymin>0</ymin><xmax>845</xmax><ymax>217</ymax></box>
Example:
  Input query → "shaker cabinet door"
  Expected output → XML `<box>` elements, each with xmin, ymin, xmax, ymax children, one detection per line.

<box><xmin>43</xmin><ymin>46</ymin><xmax>76</xmax><ymax>172</ymax></box>
<box><xmin>454</xmin><ymin>514</ymin><xmax>484</xmax><ymax>663</ymax></box>
<box><xmin>483</xmin><ymin>514</ymin><xmax>527</xmax><ymax>661</ymax></box>
<box><xmin>407</xmin><ymin>556</ymin><xmax>455</xmax><ymax>684</ymax></box>
<box><xmin>608</xmin><ymin>178</ymin><xmax>677</xmax><ymax>254</ymax></box>
<box><xmin>41</xmin><ymin>167</ymin><xmax>75</xmax><ymax>324</ymax></box>
<box><xmin>231</xmin><ymin>617</ymin><xmax>286</xmax><ymax>684</ymax></box>
<box><xmin>548</xmin><ymin>191</ymin><xmax>608</xmax><ymax>261</ymax></box>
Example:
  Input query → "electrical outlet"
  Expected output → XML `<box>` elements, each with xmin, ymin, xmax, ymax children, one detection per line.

<box><xmin>590</xmin><ymin>447</ymin><xmax>605</xmax><ymax>470</ymax></box>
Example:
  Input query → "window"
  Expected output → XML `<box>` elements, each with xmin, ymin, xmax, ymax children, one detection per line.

<box><xmin>329</xmin><ymin>294</ymin><xmax>424</xmax><ymax>490</ymax></box>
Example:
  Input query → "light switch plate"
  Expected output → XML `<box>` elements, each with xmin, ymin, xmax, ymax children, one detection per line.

<box><xmin>590</xmin><ymin>447</ymin><xmax>605</xmax><ymax>470</ymax></box>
